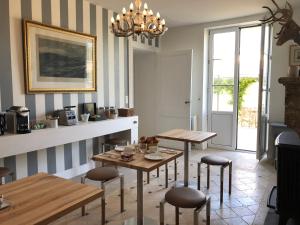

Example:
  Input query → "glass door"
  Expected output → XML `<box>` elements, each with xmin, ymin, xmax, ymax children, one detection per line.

<box><xmin>208</xmin><ymin>28</ymin><xmax>239</xmax><ymax>150</ymax></box>
<box><xmin>208</xmin><ymin>25</ymin><xmax>271</xmax><ymax>153</ymax></box>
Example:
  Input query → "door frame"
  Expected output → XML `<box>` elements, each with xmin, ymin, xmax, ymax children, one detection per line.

<box><xmin>207</xmin><ymin>27</ymin><xmax>240</xmax><ymax>151</ymax></box>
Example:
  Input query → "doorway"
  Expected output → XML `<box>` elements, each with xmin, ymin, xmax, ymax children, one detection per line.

<box><xmin>208</xmin><ymin>25</ymin><xmax>271</xmax><ymax>152</ymax></box>
<box><xmin>133</xmin><ymin>49</ymin><xmax>192</xmax><ymax>149</ymax></box>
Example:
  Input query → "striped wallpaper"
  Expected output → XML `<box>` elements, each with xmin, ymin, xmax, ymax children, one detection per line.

<box><xmin>0</xmin><ymin>0</ymin><xmax>159</xmax><ymax>181</ymax></box>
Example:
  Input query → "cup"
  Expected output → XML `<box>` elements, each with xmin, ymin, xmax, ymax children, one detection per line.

<box><xmin>148</xmin><ymin>145</ymin><xmax>157</xmax><ymax>153</ymax></box>
<box><xmin>81</xmin><ymin>113</ymin><xmax>90</xmax><ymax>122</ymax></box>
<box><xmin>47</xmin><ymin>119</ymin><xmax>58</xmax><ymax>128</ymax></box>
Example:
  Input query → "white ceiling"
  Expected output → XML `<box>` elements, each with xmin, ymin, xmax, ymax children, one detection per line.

<box><xmin>89</xmin><ymin>0</ymin><xmax>300</xmax><ymax>27</ymax></box>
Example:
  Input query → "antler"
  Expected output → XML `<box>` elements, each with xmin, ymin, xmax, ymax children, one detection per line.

<box><xmin>260</xmin><ymin>0</ymin><xmax>293</xmax><ymax>24</ymax></box>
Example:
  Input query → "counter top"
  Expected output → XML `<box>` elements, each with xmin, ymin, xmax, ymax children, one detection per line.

<box><xmin>0</xmin><ymin>116</ymin><xmax>138</xmax><ymax>158</ymax></box>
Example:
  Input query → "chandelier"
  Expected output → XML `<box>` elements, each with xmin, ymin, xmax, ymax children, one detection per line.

<box><xmin>110</xmin><ymin>0</ymin><xmax>168</xmax><ymax>39</ymax></box>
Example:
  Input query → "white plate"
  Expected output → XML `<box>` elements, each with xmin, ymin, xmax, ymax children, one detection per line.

<box><xmin>115</xmin><ymin>146</ymin><xmax>125</xmax><ymax>152</ymax></box>
<box><xmin>144</xmin><ymin>153</ymin><xmax>165</xmax><ymax>161</ymax></box>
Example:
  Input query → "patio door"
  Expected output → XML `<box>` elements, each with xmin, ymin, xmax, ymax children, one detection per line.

<box><xmin>208</xmin><ymin>25</ymin><xmax>271</xmax><ymax>153</ymax></box>
<box><xmin>208</xmin><ymin>28</ymin><xmax>239</xmax><ymax>150</ymax></box>
<box><xmin>257</xmin><ymin>24</ymin><xmax>272</xmax><ymax>160</ymax></box>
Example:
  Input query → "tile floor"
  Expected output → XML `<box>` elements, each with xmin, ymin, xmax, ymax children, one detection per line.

<box><xmin>51</xmin><ymin>148</ymin><xmax>276</xmax><ymax>225</ymax></box>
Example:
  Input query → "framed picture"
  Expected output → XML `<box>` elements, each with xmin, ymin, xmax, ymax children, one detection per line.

<box><xmin>23</xmin><ymin>20</ymin><xmax>97</xmax><ymax>93</ymax></box>
<box><xmin>290</xmin><ymin>45</ymin><xmax>300</xmax><ymax>66</ymax></box>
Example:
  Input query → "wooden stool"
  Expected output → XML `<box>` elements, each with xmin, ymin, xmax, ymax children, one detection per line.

<box><xmin>0</xmin><ymin>167</ymin><xmax>14</xmax><ymax>185</ymax></box>
<box><xmin>160</xmin><ymin>187</ymin><xmax>210</xmax><ymax>225</ymax></box>
<box><xmin>197</xmin><ymin>155</ymin><xmax>232</xmax><ymax>203</ymax></box>
<box><xmin>81</xmin><ymin>167</ymin><xmax>125</xmax><ymax>225</ymax></box>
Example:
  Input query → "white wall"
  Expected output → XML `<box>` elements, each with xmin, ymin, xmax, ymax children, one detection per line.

<box><xmin>269</xmin><ymin>7</ymin><xmax>300</xmax><ymax>122</ymax></box>
<box><xmin>161</xmin><ymin>9</ymin><xmax>300</xmax><ymax>146</ymax></box>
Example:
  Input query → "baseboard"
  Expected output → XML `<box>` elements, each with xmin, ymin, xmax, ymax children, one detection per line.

<box><xmin>55</xmin><ymin>161</ymin><xmax>96</xmax><ymax>179</ymax></box>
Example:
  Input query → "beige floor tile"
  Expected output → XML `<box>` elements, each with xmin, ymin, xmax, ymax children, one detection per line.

<box><xmin>50</xmin><ymin>148</ymin><xmax>276</xmax><ymax>225</ymax></box>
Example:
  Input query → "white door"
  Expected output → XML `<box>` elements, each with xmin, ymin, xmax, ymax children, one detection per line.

<box><xmin>208</xmin><ymin>28</ymin><xmax>239</xmax><ymax>150</ymax></box>
<box><xmin>156</xmin><ymin>50</ymin><xmax>192</xmax><ymax>149</ymax></box>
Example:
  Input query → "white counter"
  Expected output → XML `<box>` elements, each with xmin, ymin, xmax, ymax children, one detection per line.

<box><xmin>0</xmin><ymin>116</ymin><xmax>138</xmax><ymax>158</ymax></box>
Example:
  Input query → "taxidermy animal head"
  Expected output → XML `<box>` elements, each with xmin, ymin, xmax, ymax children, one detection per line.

<box><xmin>261</xmin><ymin>0</ymin><xmax>300</xmax><ymax>46</ymax></box>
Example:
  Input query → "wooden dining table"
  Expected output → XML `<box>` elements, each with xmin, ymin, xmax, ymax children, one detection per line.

<box><xmin>157</xmin><ymin>129</ymin><xmax>217</xmax><ymax>187</ymax></box>
<box><xmin>0</xmin><ymin>173</ymin><xmax>103</xmax><ymax>225</ymax></box>
<box><xmin>92</xmin><ymin>148</ymin><xmax>183</xmax><ymax>225</ymax></box>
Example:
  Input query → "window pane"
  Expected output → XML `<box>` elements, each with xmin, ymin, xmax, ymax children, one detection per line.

<box><xmin>212</xmin><ymin>85</ymin><xmax>234</xmax><ymax>112</ymax></box>
<box><xmin>212</xmin><ymin>32</ymin><xmax>236</xmax><ymax>84</ymax></box>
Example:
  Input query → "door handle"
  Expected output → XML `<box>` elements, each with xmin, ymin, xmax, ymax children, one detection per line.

<box><xmin>184</xmin><ymin>101</ymin><xmax>190</xmax><ymax>104</ymax></box>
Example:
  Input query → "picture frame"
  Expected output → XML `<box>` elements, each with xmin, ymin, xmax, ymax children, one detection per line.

<box><xmin>23</xmin><ymin>20</ymin><xmax>97</xmax><ymax>93</ymax></box>
<box><xmin>289</xmin><ymin>45</ymin><xmax>300</xmax><ymax>66</ymax></box>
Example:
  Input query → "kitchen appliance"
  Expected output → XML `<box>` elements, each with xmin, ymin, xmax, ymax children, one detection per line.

<box><xmin>6</xmin><ymin>106</ymin><xmax>31</xmax><ymax>134</ymax></box>
<box><xmin>267</xmin><ymin>130</ymin><xmax>300</xmax><ymax>224</ymax></box>
<box><xmin>54</xmin><ymin>106</ymin><xmax>77</xmax><ymax>126</ymax></box>
<box><xmin>0</xmin><ymin>112</ymin><xmax>6</xmax><ymax>135</ymax></box>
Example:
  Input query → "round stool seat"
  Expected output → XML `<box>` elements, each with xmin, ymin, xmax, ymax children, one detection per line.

<box><xmin>86</xmin><ymin>167</ymin><xmax>119</xmax><ymax>181</ymax></box>
<box><xmin>165</xmin><ymin>187</ymin><xmax>206</xmax><ymax>208</ymax></box>
<box><xmin>0</xmin><ymin>167</ymin><xmax>11</xmax><ymax>178</ymax></box>
<box><xmin>201</xmin><ymin>155</ymin><xmax>230</xmax><ymax>166</ymax></box>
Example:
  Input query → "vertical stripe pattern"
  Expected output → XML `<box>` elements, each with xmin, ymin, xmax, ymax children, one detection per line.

<box><xmin>1</xmin><ymin>0</ymin><xmax>160</xmax><ymax>181</ymax></box>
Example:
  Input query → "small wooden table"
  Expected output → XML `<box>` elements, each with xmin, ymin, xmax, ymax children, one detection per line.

<box><xmin>93</xmin><ymin>149</ymin><xmax>183</xmax><ymax>225</ymax></box>
<box><xmin>157</xmin><ymin>129</ymin><xmax>217</xmax><ymax>187</ymax></box>
<box><xmin>0</xmin><ymin>173</ymin><xmax>103</xmax><ymax>225</ymax></box>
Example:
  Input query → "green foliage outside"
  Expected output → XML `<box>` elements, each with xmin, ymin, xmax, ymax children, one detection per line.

<box><xmin>213</xmin><ymin>77</ymin><xmax>258</xmax><ymax>114</ymax></box>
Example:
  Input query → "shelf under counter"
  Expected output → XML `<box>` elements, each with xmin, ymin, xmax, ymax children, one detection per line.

<box><xmin>0</xmin><ymin>116</ymin><xmax>138</xmax><ymax>158</ymax></box>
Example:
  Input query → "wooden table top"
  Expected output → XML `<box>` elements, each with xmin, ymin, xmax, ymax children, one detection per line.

<box><xmin>157</xmin><ymin>129</ymin><xmax>217</xmax><ymax>144</ymax></box>
<box><xmin>0</xmin><ymin>173</ymin><xmax>103</xmax><ymax>225</ymax></box>
<box><xmin>92</xmin><ymin>149</ymin><xmax>183</xmax><ymax>172</ymax></box>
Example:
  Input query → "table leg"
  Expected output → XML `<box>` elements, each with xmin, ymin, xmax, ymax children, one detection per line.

<box><xmin>123</xmin><ymin>170</ymin><xmax>156</xmax><ymax>225</ymax></box>
<box><xmin>137</xmin><ymin>170</ymin><xmax>143</xmax><ymax>225</ymax></box>
<box><xmin>184</xmin><ymin>141</ymin><xmax>190</xmax><ymax>187</ymax></box>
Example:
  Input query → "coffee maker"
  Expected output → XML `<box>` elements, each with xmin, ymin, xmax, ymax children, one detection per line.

<box><xmin>6</xmin><ymin>106</ymin><xmax>31</xmax><ymax>134</ymax></box>
<box><xmin>0</xmin><ymin>112</ymin><xmax>6</xmax><ymax>135</ymax></box>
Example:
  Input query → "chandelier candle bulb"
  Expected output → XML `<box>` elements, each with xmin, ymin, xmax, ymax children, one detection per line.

<box><xmin>144</xmin><ymin>3</ymin><xmax>148</xmax><ymax>10</ymax></box>
<box><xmin>111</xmin><ymin>0</ymin><xmax>167</xmax><ymax>39</ymax></box>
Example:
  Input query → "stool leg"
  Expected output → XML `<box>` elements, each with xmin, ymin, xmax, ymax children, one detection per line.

<box><xmin>81</xmin><ymin>177</ymin><xmax>86</xmax><ymax>216</ymax></box>
<box><xmin>194</xmin><ymin>208</ymin><xmax>199</xmax><ymax>225</ymax></box>
<box><xmin>0</xmin><ymin>177</ymin><xmax>2</xmax><ymax>185</ymax></box>
<box><xmin>165</xmin><ymin>164</ymin><xmax>168</xmax><ymax>188</ymax></box>
<box><xmin>174</xmin><ymin>160</ymin><xmax>177</xmax><ymax>181</ymax></box>
<box><xmin>101</xmin><ymin>182</ymin><xmax>106</xmax><ymax>225</ymax></box>
<box><xmin>159</xmin><ymin>200</ymin><xmax>165</xmax><ymax>225</ymax></box>
<box><xmin>229</xmin><ymin>162</ymin><xmax>232</xmax><ymax>195</ymax></box>
<box><xmin>220</xmin><ymin>167</ymin><xmax>224</xmax><ymax>203</ymax></box>
<box><xmin>175</xmin><ymin>207</ymin><xmax>179</xmax><ymax>225</ymax></box>
<box><xmin>120</xmin><ymin>175</ymin><xmax>125</xmax><ymax>213</ymax></box>
<box><xmin>147</xmin><ymin>172</ymin><xmax>150</xmax><ymax>184</ymax></box>
<box><xmin>157</xmin><ymin>167</ymin><xmax>160</xmax><ymax>177</ymax></box>
<box><xmin>206</xmin><ymin>197</ymin><xmax>211</xmax><ymax>225</ymax></box>
<box><xmin>197</xmin><ymin>162</ymin><xmax>201</xmax><ymax>190</ymax></box>
<box><xmin>207</xmin><ymin>165</ymin><xmax>210</xmax><ymax>189</ymax></box>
